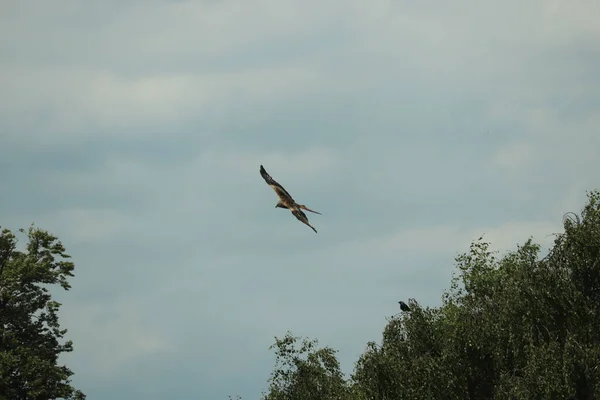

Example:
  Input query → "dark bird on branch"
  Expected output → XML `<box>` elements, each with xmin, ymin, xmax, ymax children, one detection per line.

<box><xmin>259</xmin><ymin>165</ymin><xmax>321</xmax><ymax>233</ymax></box>
<box><xmin>398</xmin><ymin>301</ymin><xmax>411</xmax><ymax>312</ymax></box>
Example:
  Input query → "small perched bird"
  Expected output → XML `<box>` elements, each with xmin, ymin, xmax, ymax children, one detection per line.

<box><xmin>259</xmin><ymin>165</ymin><xmax>321</xmax><ymax>233</ymax></box>
<box><xmin>398</xmin><ymin>301</ymin><xmax>411</xmax><ymax>312</ymax></box>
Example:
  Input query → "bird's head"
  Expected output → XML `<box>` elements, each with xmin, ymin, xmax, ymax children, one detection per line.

<box><xmin>275</xmin><ymin>202</ymin><xmax>284</xmax><ymax>209</ymax></box>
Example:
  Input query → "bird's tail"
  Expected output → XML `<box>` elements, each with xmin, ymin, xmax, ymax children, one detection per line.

<box><xmin>299</xmin><ymin>205</ymin><xmax>321</xmax><ymax>215</ymax></box>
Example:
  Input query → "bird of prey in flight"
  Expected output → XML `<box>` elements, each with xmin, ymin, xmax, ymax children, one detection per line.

<box><xmin>259</xmin><ymin>165</ymin><xmax>321</xmax><ymax>233</ymax></box>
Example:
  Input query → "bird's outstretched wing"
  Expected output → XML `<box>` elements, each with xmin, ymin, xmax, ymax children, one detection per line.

<box><xmin>292</xmin><ymin>210</ymin><xmax>317</xmax><ymax>233</ymax></box>
<box><xmin>260</xmin><ymin>165</ymin><xmax>294</xmax><ymax>203</ymax></box>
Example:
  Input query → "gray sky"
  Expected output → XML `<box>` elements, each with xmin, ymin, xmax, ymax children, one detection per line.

<box><xmin>1</xmin><ymin>0</ymin><xmax>599</xmax><ymax>398</ymax></box>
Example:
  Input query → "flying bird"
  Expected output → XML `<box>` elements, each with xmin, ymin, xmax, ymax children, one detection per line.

<box><xmin>398</xmin><ymin>301</ymin><xmax>411</xmax><ymax>312</ymax></box>
<box><xmin>259</xmin><ymin>165</ymin><xmax>321</xmax><ymax>233</ymax></box>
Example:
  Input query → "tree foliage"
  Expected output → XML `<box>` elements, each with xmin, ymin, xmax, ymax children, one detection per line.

<box><xmin>261</xmin><ymin>190</ymin><xmax>600</xmax><ymax>400</ymax></box>
<box><xmin>0</xmin><ymin>225</ymin><xmax>85</xmax><ymax>400</ymax></box>
<box><xmin>263</xmin><ymin>332</ymin><xmax>349</xmax><ymax>400</ymax></box>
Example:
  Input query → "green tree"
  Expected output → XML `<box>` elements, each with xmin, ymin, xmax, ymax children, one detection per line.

<box><xmin>262</xmin><ymin>332</ymin><xmax>350</xmax><ymax>400</ymax></box>
<box><xmin>261</xmin><ymin>189</ymin><xmax>600</xmax><ymax>400</ymax></box>
<box><xmin>0</xmin><ymin>225</ymin><xmax>85</xmax><ymax>400</ymax></box>
<box><xmin>350</xmin><ymin>190</ymin><xmax>600</xmax><ymax>399</ymax></box>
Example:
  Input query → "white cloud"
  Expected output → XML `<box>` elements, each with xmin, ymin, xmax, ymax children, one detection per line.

<box><xmin>0</xmin><ymin>62</ymin><xmax>328</xmax><ymax>147</ymax></box>
<box><xmin>489</xmin><ymin>106</ymin><xmax>600</xmax><ymax>191</ymax></box>
<box><xmin>3</xmin><ymin>0</ymin><xmax>599</xmax><ymax>162</ymax></box>
<box><xmin>320</xmin><ymin>219</ymin><xmax>562</xmax><ymax>274</ymax></box>
<box><xmin>490</xmin><ymin>141</ymin><xmax>536</xmax><ymax>173</ymax></box>
<box><xmin>37</xmin><ymin>208</ymin><xmax>135</xmax><ymax>245</ymax></box>
<box><xmin>469</xmin><ymin>220</ymin><xmax>561</xmax><ymax>255</ymax></box>
<box><xmin>60</xmin><ymin>300</ymin><xmax>172</xmax><ymax>378</ymax></box>
<box><xmin>197</xmin><ymin>146</ymin><xmax>341</xmax><ymax>181</ymax></box>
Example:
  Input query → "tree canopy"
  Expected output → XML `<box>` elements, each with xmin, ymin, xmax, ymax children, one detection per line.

<box><xmin>0</xmin><ymin>225</ymin><xmax>85</xmax><ymax>400</ymax></box>
<box><xmin>259</xmin><ymin>189</ymin><xmax>600</xmax><ymax>400</ymax></box>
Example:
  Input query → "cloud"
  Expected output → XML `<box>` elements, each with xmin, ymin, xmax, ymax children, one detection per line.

<box><xmin>39</xmin><ymin>208</ymin><xmax>135</xmax><ymax>245</ymax></box>
<box><xmin>0</xmin><ymin>63</ymin><xmax>329</xmax><ymax>150</ymax></box>
<box><xmin>318</xmin><ymin>219</ymin><xmax>561</xmax><ymax>275</ymax></box>
<box><xmin>199</xmin><ymin>146</ymin><xmax>341</xmax><ymax>181</ymax></box>
<box><xmin>470</xmin><ymin>221</ymin><xmax>561</xmax><ymax>255</ymax></box>
<box><xmin>490</xmin><ymin>140</ymin><xmax>537</xmax><ymax>172</ymax></box>
<box><xmin>58</xmin><ymin>299</ymin><xmax>172</xmax><ymax>379</ymax></box>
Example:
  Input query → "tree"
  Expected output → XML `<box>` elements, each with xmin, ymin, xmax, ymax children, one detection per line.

<box><xmin>350</xmin><ymin>189</ymin><xmax>600</xmax><ymax>399</ymax></box>
<box><xmin>262</xmin><ymin>332</ymin><xmax>350</xmax><ymax>400</ymax></box>
<box><xmin>261</xmin><ymin>189</ymin><xmax>600</xmax><ymax>399</ymax></box>
<box><xmin>0</xmin><ymin>225</ymin><xmax>85</xmax><ymax>400</ymax></box>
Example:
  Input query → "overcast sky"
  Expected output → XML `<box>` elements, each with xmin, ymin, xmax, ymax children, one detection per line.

<box><xmin>1</xmin><ymin>0</ymin><xmax>599</xmax><ymax>398</ymax></box>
